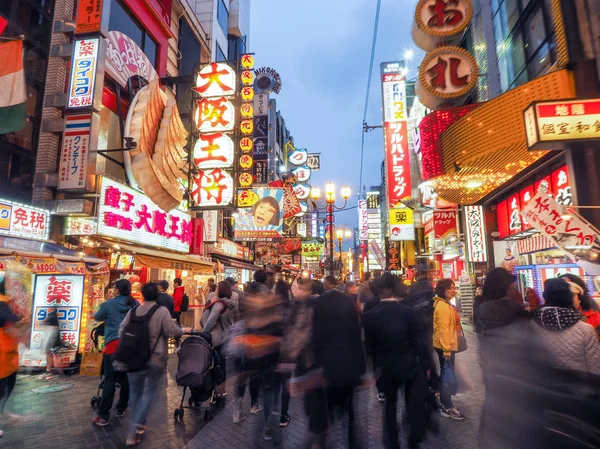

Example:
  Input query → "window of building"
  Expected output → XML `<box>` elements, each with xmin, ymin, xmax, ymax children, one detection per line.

<box><xmin>228</xmin><ymin>35</ymin><xmax>246</xmax><ymax>62</ymax></box>
<box><xmin>177</xmin><ymin>18</ymin><xmax>202</xmax><ymax>130</ymax></box>
<box><xmin>109</xmin><ymin>0</ymin><xmax>158</xmax><ymax>66</ymax></box>
<box><xmin>217</xmin><ymin>0</ymin><xmax>228</xmax><ymax>35</ymax></box>
<box><xmin>215</xmin><ymin>43</ymin><xmax>226</xmax><ymax>62</ymax></box>
<box><xmin>492</xmin><ymin>0</ymin><xmax>555</xmax><ymax>92</ymax></box>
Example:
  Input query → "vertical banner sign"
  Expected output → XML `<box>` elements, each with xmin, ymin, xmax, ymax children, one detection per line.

<box><xmin>464</xmin><ymin>206</ymin><xmax>487</xmax><ymax>262</ymax></box>
<box><xmin>75</xmin><ymin>0</ymin><xmax>103</xmax><ymax>34</ymax></box>
<box><xmin>238</xmin><ymin>54</ymin><xmax>256</xmax><ymax>204</ymax></box>
<box><xmin>67</xmin><ymin>39</ymin><xmax>100</xmax><ymax>109</ymax></box>
<box><xmin>358</xmin><ymin>200</ymin><xmax>368</xmax><ymax>240</ymax></box>
<box><xmin>386</xmin><ymin>241</ymin><xmax>401</xmax><ymax>271</ymax></box>
<box><xmin>58</xmin><ymin>114</ymin><xmax>92</xmax><ymax>190</ymax></box>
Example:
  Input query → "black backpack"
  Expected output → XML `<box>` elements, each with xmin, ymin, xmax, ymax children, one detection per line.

<box><xmin>114</xmin><ymin>304</ymin><xmax>161</xmax><ymax>372</ymax></box>
<box><xmin>180</xmin><ymin>293</ymin><xmax>190</xmax><ymax>312</ymax></box>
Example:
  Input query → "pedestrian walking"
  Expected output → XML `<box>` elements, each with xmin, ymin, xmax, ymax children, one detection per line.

<box><xmin>156</xmin><ymin>280</ymin><xmax>174</xmax><ymax>317</ymax></box>
<box><xmin>432</xmin><ymin>279</ymin><xmax>465</xmax><ymax>421</ymax></box>
<box><xmin>92</xmin><ymin>279</ymin><xmax>138</xmax><ymax>426</ymax></box>
<box><xmin>0</xmin><ymin>280</ymin><xmax>30</xmax><ymax>437</ymax></box>
<box><xmin>560</xmin><ymin>273</ymin><xmax>600</xmax><ymax>334</ymax></box>
<box><xmin>39</xmin><ymin>307</ymin><xmax>61</xmax><ymax>380</ymax></box>
<box><xmin>308</xmin><ymin>276</ymin><xmax>366</xmax><ymax>448</ymax></box>
<box><xmin>531</xmin><ymin>278</ymin><xmax>600</xmax><ymax>376</ymax></box>
<box><xmin>274</xmin><ymin>279</ymin><xmax>294</xmax><ymax>427</ymax></box>
<box><xmin>172</xmin><ymin>277</ymin><xmax>186</xmax><ymax>325</ymax></box>
<box><xmin>116</xmin><ymin>283</ymin><xmax>190</xmax><ymax>446</ymax></box>
<box><xmin>201</xmin><ymin>280</ymin><xmax>238</xmax><ymax>396</ymax></box>
<box><xmin>363</xmin><ymin>274</ymin><xmax>424</xmax><ymax>449</ymax></box>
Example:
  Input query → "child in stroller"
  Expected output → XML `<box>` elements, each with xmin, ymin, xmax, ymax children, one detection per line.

<box><xmin>174</xmin><ymin>330</ymin><xmax>225</xmax><ymax>422</ymax></box>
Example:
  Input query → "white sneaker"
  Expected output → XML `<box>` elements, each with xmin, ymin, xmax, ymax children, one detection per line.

<box><xmin>0</xmin><ymin>429</ymin><xmax>3</xmax><ymax>437</ymax></box>
<box><xmin>249</xmin><ymin>403</ymin><xmax>263</xmax><ymax>414</ymax></box>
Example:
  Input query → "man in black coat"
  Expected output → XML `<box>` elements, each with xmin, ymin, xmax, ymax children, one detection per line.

<box><xmin>308</xmin><ymin>276</ymin><xmax>366</xmax><ymax>448</ymax></box>
<box><xmin>363</xmin><ymin>273</ymin><xmax>424</xmax><ymax>449</ymax></box>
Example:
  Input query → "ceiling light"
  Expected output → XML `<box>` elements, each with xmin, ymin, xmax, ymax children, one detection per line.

<box><xmin>465</xmin><ymin>179</ymin><xmax>483</xmax><ymax>189</ymax></box>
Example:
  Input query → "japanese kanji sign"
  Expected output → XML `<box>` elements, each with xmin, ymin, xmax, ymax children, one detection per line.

<box><xmin>386</xmin><ymin>241</ymin><xmax>401</xmax><ymax>272</ymax></box>
<box><xmin>105</xmin><ymin>31</ymin><xmax>158</xmax><ymax>89</ymax></box>
<box><xmin>98</xmin><ymin>177</ymin><xmax>192</xmax><ymax>252</ymax></box>
<box><xmin>358</xmin><ymin>200</ymin><xmax>368</xmax><ymax>240</ymax></box>
<box><xmin>191</xmin><ymin>169</ymin><xmax>235</xmax><ymax>208</ymax></box>
<box><xmin>464</xmin><ymin>205</ymin><xmax>487</xmax><ymax>262</ymax></box>
<box><xmin>58</xmin><ymin>114</ymin><xmax>92</xmax><ymax>190</ymax></box>
<box><xmin>414</xmin><ymin>0</ymin><xmax>473</xmax><ymax>49</ymax></box>
<box><xmin>193</xmin><ymin>132</ymin><xmax>235</xmax><ymax>169</ymax></box>
<box><xmin>75</xmin><ymin>0</ymin><xmax>103</xmax><ymax>34</ymax></box>
<box><xmin>31</xmin><ymin>275</ymin><xmax>85</xmax><ymax>355</ymax></box>
<box><xmin>0</xmin><ymin>200</ymin><xmax>50</xmax><ymax>240</ymax></box>
<box><xmin>520</xmin><ymin>190</ymin><xmax>600</xmax><ymax>275</ymax></box>
<box><xmin>307</xmin><ymin>153</ymin><xmax>321</xmax><ymax>170</ymax></box>
<box><xmin>524</xmin><ymin>99</ymin><xmax>600</xmax><ymax>150</ymax></box>
<box><xmin>193</xmin><ymin>62</ymin><xmax>236</xmax><ymax>97</ymax></box>
<box><xmin>234</xmin><ymin>188</ymin><xmax>284</xmax><ymax>241</ymax></box>
<box><xmin>67</xmin><ymin>38</ymin><xmax>100</xmax><ymax>109</ymax></box>
<box><xmin>389</xmin><ymin>207</ymin><xmax>415</xmax><ymax>241</ymax></box>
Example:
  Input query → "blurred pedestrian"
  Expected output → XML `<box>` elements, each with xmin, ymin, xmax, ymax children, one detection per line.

<box><xmin>432</xmin><ymin>279</ymin><xmax>465</xmax><ymax>420</ymax></box>
<box><xmin>531</xmin><ymin>278</ymin><xmax>600</xmax><ymax>376</ymax></box>
<box><xmin>363</xmin><ymin>274</ymin><xmax>424</xmax><ymax>449</ymax></box>
<box><xmin>156</xmin><ymin>280</ymin><xmax>174</xmax><ymax>317</ymax></box>
<box><xmin>118</xmin><ymin>283</ymin><xmax>189</xmax><ymax>446</ymax></box>
<box><xmin>308</xmin><ymin>276</ymin><xmax>366</xmax><ymax>448</ymax></box>
<box><xmin>560</xmin><ymin>273</ymin><xmax>600</xmax><ymax>334</ymax></box>
<box><xmin>92</xmin><ymin>279</ymin><xmax>138</xmax><ymax>426</ymax></box>
<box><xmin>39</xmin><ymin>307</ymin><xmax>60</xmax><ymax>380</ymax></box>
<box><xmin>0</xmin><ymin>280</ymin><xmax>30</xmax><ymax>436</ymax></box>
<box><xmin>357</xmin><ymin>272</ymin><xmax>373</xmax><ymax>307</ymax></box>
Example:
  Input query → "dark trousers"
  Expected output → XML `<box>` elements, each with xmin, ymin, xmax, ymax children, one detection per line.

<box><xmin>281</xmin><ymin>372</ymin><xmax>291</xmax><ymax>416</ymax></box>
<box><xmin>434</xmin><ymin>348</ymin><xmax>455</xmax><ymax>409</ymax></box>
<box><xmin>0</xmin><ymin>371</ymin><xmax>17</xmax><ymax>413</ymax></box>
<box><xmin>308</xmin><ymin>385</ymin><xmax>357</xmax><ymax>447</ymax></box>
<box><xmin>98</xmin><ymin>353</ymin><xmax>130</xmax><ymax>420</ymax></box>
<box><xmin>235</xmin><ymin>359</ymin><xmax>260</xmax><ymax>405</ymax></box>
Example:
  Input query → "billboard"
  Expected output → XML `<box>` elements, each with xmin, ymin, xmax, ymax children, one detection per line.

<box><xmin>234</xmin><ymin>188</ymin><xmax>284</xmax><ymax>241</ymax></box>
<box><xmin>255</xmin><ymin>239</ymin><xmax>301</xmax><ymax>265</ymax></box>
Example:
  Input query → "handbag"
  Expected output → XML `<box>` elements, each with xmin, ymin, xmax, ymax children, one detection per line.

<box><xmin>457</xmin><ymin>330</ymin><xmax>468</xmax><ymax>353</ymax></box>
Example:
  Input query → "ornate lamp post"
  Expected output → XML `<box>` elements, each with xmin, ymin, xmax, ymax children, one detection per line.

<box><xmin>336</xmin><ymin>227</ymin><xmax>352</xmax><ymax>278</ymax></box>
<box><xmin>311</xmin><ymin>182</ymin><xmax>351</xmax><ymax>276</ymax></box>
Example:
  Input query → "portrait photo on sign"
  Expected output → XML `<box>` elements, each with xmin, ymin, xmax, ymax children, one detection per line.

<box><xmin>234</xmin><ymin>188</ymin><xmax>284</xmax><ymax>241</ymax></box>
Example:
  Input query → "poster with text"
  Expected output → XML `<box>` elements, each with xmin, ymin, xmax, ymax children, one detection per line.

<box><xmin>234</xmin><ymin>188</ymin><xmax>284</xmax><ymax>241</ymax></box>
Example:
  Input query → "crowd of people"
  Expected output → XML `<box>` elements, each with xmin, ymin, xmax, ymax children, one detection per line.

<box><xmin>2</xmin><ymin>267</ymin><xmax>600</xmax><ymax>448</ymax></box>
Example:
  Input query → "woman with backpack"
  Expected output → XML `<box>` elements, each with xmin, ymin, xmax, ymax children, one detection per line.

<box><xmin>201</xmin><ymin>281</ymin><xmax>238</xmax><ymax>395</ymax></box>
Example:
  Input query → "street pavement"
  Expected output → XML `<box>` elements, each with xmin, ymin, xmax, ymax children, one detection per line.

<box><xmin>2</xmin><ymin>333</ymin><xmax>483</xmax><ymax>449</ymax></box>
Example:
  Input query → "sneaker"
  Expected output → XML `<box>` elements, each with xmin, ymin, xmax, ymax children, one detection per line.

<box><xmin>38</xmin><ymin>372</ymin><xmax>51</xmax><ymax>380</ymax></box>
<box><xmin>135</xmin><ymin>425</ymin><xmax>146</xmax><ymax>435</ymax></box>
<box><xmin>263</xmin><ymin>429</ymin><xmax>273</xmax><ymax>441</ymax></box>
<box><xmin>0</xmin><ymin>429</ymin><xmax>3</xmax><ymax>438</ymax></box>
<box><xmin>116</xmin><ymin>409</ymin><xmax>127</xmax><ymax>418</ymax></box>
<box><xmin>439</xmin><ymin>407</ymin><xmax>465</xmax><ymax>421</ymax></box>
<box><xmin>280</xmin><ymin>414</ymin><xmax>291</xmax><ymax>427</ymax></box>
<box><xmin>92</xmin><ymin>416</ymin><xmax>109</xmax><ymax>427</ymax></box>
<box><xmin>249</xmin><ymin>403</ymin><xmax>263</xmax><ymax>414</ymax></box>
<box><xmin>44</xmin><ymin>373</ymin><xmax>58</xmax><ymax>380</ymax></box>
<box><xmin>433</xmin><ymin>392</ymin><xmax>443</xmax><ymax>409</ymax></box>
<box><xmin>232</xmin><ymin>397</ymin><xmax>246</xmax><ymax>424</ymax></box>
<box><xmin>377</xmin><ymin>393</ymin><xmax>386</xmax><ymax>402</ymax></box>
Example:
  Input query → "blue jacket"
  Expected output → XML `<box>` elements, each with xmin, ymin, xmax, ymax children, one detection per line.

<box><xmin>94</xmin><ymin>295</ymin><xmax>137</xmax><ymax>344</ymax></box>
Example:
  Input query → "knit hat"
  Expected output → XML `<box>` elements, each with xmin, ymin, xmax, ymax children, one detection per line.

<box><xmin>566</xmin><ymin>281</ymin><xmax>584</xmax><ymax>296</ymax></box>
<box><xmin>542</xmin><ymin>278</ymin><xmax>574</xmax><ymax>307</ymax></box>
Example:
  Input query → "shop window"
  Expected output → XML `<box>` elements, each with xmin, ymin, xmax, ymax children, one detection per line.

<box><xmin>15</xmin><ymin>1</ymin><xmax>52</xmax><ymax>48</ymax></box>
<box><xmin>178</xmin><ymin>18</ymin><xmax>201</xmax><ymax>77</ymax></box>
<box><xmin>524</xmin><ymin>7</ymin><xmax>547</xmax><ymax>58</ymax></box>
<box><xmin>216</xmin><ymin>43</ymin><xmax>226</xmax><ymax>62</ymax></box>
<box><xmin>217</xmin><ymin>0</ymin><xmax>228</xmax><ymax>35</ymax></box>
<box><xmin>108</xmin><ymin>0</ymin><xmax>157</xmax><ymax>67</ymax></box>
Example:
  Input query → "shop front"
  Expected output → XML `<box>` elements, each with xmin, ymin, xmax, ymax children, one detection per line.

<box><xmin>209</xmin><ymin>237</ymin><xmax>257</xmax><ymax>285</ymax></box>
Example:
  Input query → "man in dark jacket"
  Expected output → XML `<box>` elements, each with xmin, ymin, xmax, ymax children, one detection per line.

<box><xmin>309</xmin><ymin>276</ymin><xmax>366</xmax><ymax>448</ymax></box>
<box><xmin>156</xmin><ymin>280</ymin><xmax>174</xmax><ymax>317</ymax></box>
<box><xmin>92</xmin><ymin>279</ymin><xmax>138</xmax><ymax>426</ymax></box>
<box><xmin>363</xmin><ymin>273</ymin><xmax>424</xmax><ymax>449</ymax></box>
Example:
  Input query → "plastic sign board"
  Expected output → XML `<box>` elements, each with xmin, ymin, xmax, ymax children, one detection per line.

<box><xmin>67</xmin><ymin>38</ymin><xmax>100</xmax><ymax>109</ymax></box>
<box><xmin>194</xmin><ymin>63</ymin><xmax>236</xmax><ymax>97</ymax></box>
<box><xmin>465</xmin><ymin>205</ymin><xmax>487</xmax><ymax>262</ymax></box>
<box><xmin>58</xmin><ymin>114</ymin><xmax>92</xmax><ymax>190</ymax></box>
<box><xmin>358</xmin><ymin>200</ymin><xmax>368</xmax><ymax>240</ymax></box>
<box><xmin>389</xmin><ymin>207</ymin><xmax>415</xmax><ymax>241</ymax></box>
<box><xmin>105</xmin><ymin>31</ymin><xmax>158</xmax><ymax>88</ymax></box>
<box><xmin>524</xmin><ymin>99</ymin><xmax>600</xmax><ymax>150</ymax></box>
<box><xmin>191</xmin><ymin>168</ymin><xmax>235</xmax><ymax>208</ymax></box>
<box><xmin>307</xmin><ymin>153</ymin><xmax>321</xmax><ymax>170</ymax></box>
<box><xmin>193</xmin><ymin>132</ymin><xmax>235</xmax><ymax>169</ymax></box>
<box><xmin>75</xmin><ymin>0</ymin><xmax>104</xmax><ymax>34</ymax></box>
<box><xmin>98</xmin><ymin>177</ymin><xmax>192</xmax><ymax>252</ymax></box>
<box><xmin>0</xmin><ymin>199</ymin><xmax>50</xmax><ymax>240</ymax></box>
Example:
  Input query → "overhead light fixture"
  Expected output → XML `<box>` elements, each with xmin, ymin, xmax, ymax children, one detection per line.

<box><xmin>465</xmin><ymin>179</ymin><xmax>483</xmax><ymax>189</ymax></box>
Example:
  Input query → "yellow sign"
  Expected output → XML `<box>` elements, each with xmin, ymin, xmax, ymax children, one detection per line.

<box><xmin>240</xmin><ymin>103</ymin><xmax>254</xmax><ymax>118</ymax></box>
<box><xmin>239</xmin><ymin>137</ymin><xmax>253</xmax><ymax>153</ymax></box>
<box><xmin>237</xmin><ymin>189</ymin><xmax>259</xmax><ymax>207</ymax></box>
<box><xmin>240</xmin><ymin>54</ymin><xmax>254</xmax><ymax>69</ymax></box>
<box><xmin>240</xmin><ymin>120</ymin><xmax>254</xmax><ymax>135</ymax></box>
<box><xmin>239</xmin><ymin>172</ymin><xmax>253</xmax><ymax>188</ymax></box>
<box><xmin>239</xmin><ymin>154</ymin><xmax>253</xmax><ymax>169</ymax></box>
<box><xmin>241</xmin><ymin>86</ymin><xmax>254</xmax><ymax>101</ymax></box>
<box><xmin>241</xmin><ymin>70</ymin><xmax>255</xmax><ymax>86</ymax></box>
<box><xmin>389</xmin><ymin>208</ymin><xmax>414</xmax><ymax>225</ymax></box>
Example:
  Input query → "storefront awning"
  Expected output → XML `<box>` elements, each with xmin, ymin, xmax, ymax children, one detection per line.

<box><xmin>116</xmin><ymin>243</ymin><xmax>214</xmax><ymax>274</ymax></box>
<box><xmin>0</xmin><ymin>236</ymin><xmax>106</xmax><ymax>264</ymax></box>
<box><xmin>211</xmin><ymin>254</ymin><xmax>259</xmax><ymax>272</ymax></box>
<box><xmin>427</xmin><ymin>69</ymin><xmax>576</xmax><ymax>204</ymax></box>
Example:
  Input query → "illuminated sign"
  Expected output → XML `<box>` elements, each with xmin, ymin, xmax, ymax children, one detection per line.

<box><xmin>58</xmin><ymin>114</ymin><xmax>92</xmax><ymax>190</ymax></box>
<box><xmin>210</xmin><ymin>237</ymin><xmax>251</xmax><ymax>260</ymax></box>
<box><xmin>105</xmin><ymin>31</ymin><xmax>158</xmax><ymax>88</ymax></box>
<box><xmin>67</xmin><ymin>38</ymin><xmax>100</xmax><ymax>109</ymax></box>
<box><xmin>465</xmin><ymin>206</ymin><xmax>487</xmax><ymax>262</ymax></box>
<box><xmin>288</xmin><ymin>148</ymin><xmax>308</xmax><ymax>166</ymax></box>
<box><xmin>413</xmin><ymin>0</ymin><xmax>473</xmax><ymax>50</ymax></box>
<box><xmin>524</xmin><ymin>99</ymin><xmax>600</xmax><ymax>150</ymax></box>
<box><xmin>31</xmin><ymin>275</ymin><xmax>85</xmax><ymax>357</ymax></box>
<box><xmin>240</xmin><ymin>54</ymin><xmax>255</xmax><ymax>69</ymax></box>
<box><xmin>191</xmin><ymin>169</ymin><xmax>235</xmax><ymax>207</ymax></box>
<box><xmin>193</xmin><ymin>132</ymin><xmax>235</xmax><ymax>169</ymax></box>
<box><xmin>194</xmin><ymin>62</ymin><xmax>236</xmax><ymax>97</ymax></box>
<box><xmin>389</xmin><ymin>207</ymin><xmax>415</xmax><ymax>241</ymax></box>
<box><xmin>358</xmin><ymin>200</ymin><xmax>368</xmax><ymax>240</ymax></box>
<box><xmin>195</xmin><ymin>97</ymin><xmax>235</xmax><ymax>132</ymax></box>
<box><xmin>98</xmin><ymin>177</ymin><xmax>192</xmax><ymax>252</ymax></box>
<box><xmin>64</xmin><ymin>217</ymin><xmax>97</xmax><ymax>236</ymax></box>
<box><xmin>0</xmin><ymin>200</ymin><xmax>50</xmax><ymax>240</ymax></box>
<box><xmin>291</xmin><ymin>165</ymin><xmax>311</xmax><ymax>183</ymax></box>
<box><xmin>75</xmin><ymin>0</ymin><xmax>103</xmax><ymax>34</ymax></box>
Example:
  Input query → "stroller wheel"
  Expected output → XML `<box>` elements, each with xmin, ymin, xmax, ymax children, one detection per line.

<box><xmin>90</xmin><ymin>397</ymin><xmax>97</xmax><ymax>408</ymax></box>
<box><xmin>174</xmin><ymin>408</ymin><xmax>184</xmax><ymax>421</ymax></box>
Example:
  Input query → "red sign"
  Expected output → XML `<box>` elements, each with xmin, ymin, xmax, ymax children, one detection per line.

<box><xmin>45</xmin><ymin>276</ymin><xmax>74</xmax><ymax>306</ymax></box>
<box><xmin>424</xmin><ymin>211</ymin><xmax>456</xmax><ymax>239</ymax></box>
<box><xmin>551</xmin><ymin>165</ymin><xmax>572</xmax><ymax>205</ymax></box>
<box><xmin>385</xmin><ymin>121</ymin><xmax>411</xmax><ymax>208</ymax></box>
<box><xmin>75</xmin><ymin>0</ymin><xmax>103</xmax><ymax>34</ymax></box>
<box><xmin>191</xmin><ymin>218</ymin><xmax>204</xmax><ymax>256</ymax></box>
<box><xmin>519</xmin><ymin>185</ymin><xmax>535</xmax><ymax>231</ymax></box>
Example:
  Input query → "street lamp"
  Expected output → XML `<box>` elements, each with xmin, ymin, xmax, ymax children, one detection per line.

<box><xmin>311</xmin><ymin>183</ymin><xmax>352</xmax><ymax>276</ymax></box>
<box><xmin>336</xmin><ymin>227</ymin><xmax>352</xmax><ymax>278</ymax></box>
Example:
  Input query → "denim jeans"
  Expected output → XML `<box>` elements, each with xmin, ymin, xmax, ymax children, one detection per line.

<box><xmin>127</xmin><ymin>364</ymin><xmax>165</xmax><ymax>438</ymax></box>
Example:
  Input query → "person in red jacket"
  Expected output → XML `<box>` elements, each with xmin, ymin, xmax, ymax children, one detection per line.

<box><xmin>566</xmin><ymin>280</ymin><xmax>600</xmax><ymax>335</ymax></box>
<box><xmin>172</xmin><ymin>278</ymin><xmax>185</xmax><ymax>324</ymax></box>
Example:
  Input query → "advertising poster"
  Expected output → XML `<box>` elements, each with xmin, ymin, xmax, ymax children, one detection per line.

<box><xmin>27</xmin><ymin>275</ymin><xmax>85</xmax><ymax>367</ymax></box>
<box><xmin>301</xmin><ymin>239</ymin><xmax>325</xmax><ymax>258</ymax></box>
<box><xmin>255</xmin><ymin>239</ymin><xmax>302</xmax><ymax>265</ymax></box>
<box><xmin>234</xmin><ymin>188</ymin><xmax>284</xmax><ymax>241</ymax></box>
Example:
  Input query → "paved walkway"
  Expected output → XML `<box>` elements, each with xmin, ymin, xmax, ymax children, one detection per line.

<box><xmin>2</xmin><ymin>333</ymin><xmax>483</xmax><ymax>449</ymax></box>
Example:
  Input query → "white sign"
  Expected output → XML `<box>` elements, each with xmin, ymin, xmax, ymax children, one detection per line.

<box><xmin>195</xmin><ymin>97</ymin><xmax>235</xmax><ymax>133</ymax></box>
<box><xmin>521</xmin><ymin>190</ymin><xmax>600</xmax><ymax>275</ymax></box>
<box><xmin>30</xmin><ymin>275</ymin><xmax>85</xmax><ymax>365</ymax></box>
<box><xmin>193</xmin><ymin>132</ymin><xmax>235</xmax><ymax>169</ymax></box>
<box><xmin>98</xmin><ymin>178</ymin><xmax>192</xmax><ymax>252</ymax></box>
<box><xmin>194</xmin><ymin>62</ymin><xmax>236</xmax><ymax>98</ymax></box>
<box><xmin>358</xmin><ymin>200</ymin><xmax>368</xmax><ymax>240</ymax></box>
<box><xmin>64</xmin><ymin>217</ymin><xmax>97</xmax><ymax>235</ymax></box>
<box><xmin>297</xmin><ymin>223</ymin><xmax>307</xmax><ymax>238</ymax></box>
<box><xmin>203</xmin><ymin>210</ymin><xmax>219</xmax><ymax>243</ymax></box>
<box><xmin>105</xmin><ymin>31</ymin><xmax>158</xmax><ymax>88</ymax></box>
<box><xmin>67</xmin><ymin>38</ymin><xmax>100</xmax><ymax>109</ymax></box>
<box><xmin>0</xmin><ymin>200</ymin><xmax>50</xmax><ymax>240</ymax></box>
<box><xmin>382</xmin><ymin>72</ymin><xmax>407</xmax><ymax>122</ymax></box>
<box><xmin>254</xmin><ymin>94</ymin><xmax>269</xmax><ymax>116</ymax></box>
<box><xmin>58</xmin><ymin>114</ymin><xmax>92</xmax><ymax>190</ymax></box>
<box><xmin>465</xmin><ymin>205</ymin><xmax>488</xmax><ymax>262</ymax></box>
<box><xmin>307</xmin><ymin>153</ymin><xmax>321</xmax><ymax>170</ymax></box>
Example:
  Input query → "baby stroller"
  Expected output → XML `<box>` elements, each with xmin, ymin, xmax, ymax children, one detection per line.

<box><xmin>89</xmin><ymin>323</ymin><xmax>106</xmax><ymax>408</ymax></box>
<box><xmin>174</xmin><ymin>331</ymin><xmax>225</xmax><ymax>422</ymax></box>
